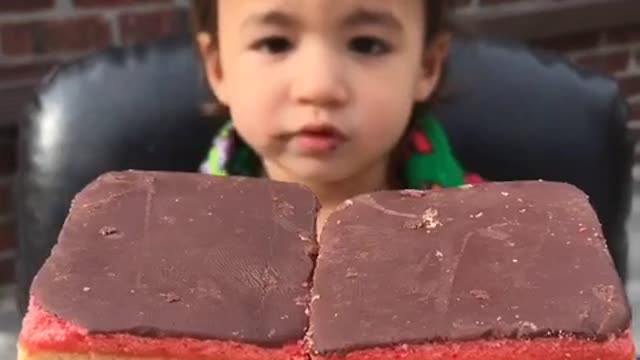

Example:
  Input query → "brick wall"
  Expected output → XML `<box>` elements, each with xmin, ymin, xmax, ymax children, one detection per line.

<box><xmin>532</xmin><ymin>24</ymin><xmax>640</xmax><ymax>134</ymax></box>
<box><xmin>0</xmin><ymin>0</ymin><xmax>190</xmax><ymax>285</ymax></box>
<box><xmin>0</xmin><ymin>1</ymin><xmax>639</xmax><ymax>285</ymax></box>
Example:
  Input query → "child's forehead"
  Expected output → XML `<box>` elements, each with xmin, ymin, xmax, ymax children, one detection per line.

<box><xmin>217</xmin><ymin>0</ymin><xmax>424</xmax><ymax>28</ymax></box>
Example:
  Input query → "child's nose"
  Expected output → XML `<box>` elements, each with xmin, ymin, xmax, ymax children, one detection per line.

<box><xmin>290</xmin><ymin>44</ymin><xmax>349</xmax><ymax>108</ymax></box>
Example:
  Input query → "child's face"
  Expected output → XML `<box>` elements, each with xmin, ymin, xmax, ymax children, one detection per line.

<box><xmin>199</xmin><ymin>0</ymin><xmax>449</xmax><ymax>185</ymax></box>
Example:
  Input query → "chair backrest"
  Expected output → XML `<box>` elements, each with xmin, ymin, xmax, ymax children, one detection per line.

<box><xmin>15</xmin><ymin>33</ymin><xmax>635</xmax><ymax>313</ymax></box>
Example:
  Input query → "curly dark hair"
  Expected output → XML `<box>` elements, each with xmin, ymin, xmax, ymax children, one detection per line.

<box><xmin>191</xmin><ymin>0</ymin><xmax>450</xmax><ymax>44</ymax></box>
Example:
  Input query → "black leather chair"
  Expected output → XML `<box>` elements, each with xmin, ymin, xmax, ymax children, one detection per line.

<box><xmin>15</xmin><ymin>33</ymin><xmax>635</xmax><ymax>314</ymax></box>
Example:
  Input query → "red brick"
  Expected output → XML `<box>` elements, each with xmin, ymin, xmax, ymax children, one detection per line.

<box><xmin>0</xmin><ymin>180</ymin><xmax>13</xmax><ymax>215</ymax></box>
<box><xmin>0</xmin><ymin>128</ymin><xmax>17</xmax><ymax>175</ymax></box>
<box><xmin>452</xmin><ymin>0</ymin><xmax>473</xmax><ymax>7</ymax></box>
<box><xmin>0</xmin><ymin>255</ymin><xmax>16</xmax><ymax>284</ymax></box>
<box><xmin>74</xmin><ymin>0</ymin><xmax>170</xmax><ymax>8</ymax></box>
<box><xmin>618</xmin><ymin>75</ymin><xmax>640</xmax><ymax>98</ymax></box>
<box><xmin>606</xmin><ymin>24</ymin><xmax>640</xmax><ymax>45</ymax></box>
<box><xmin>631</xmin><ymin>102</ymin><xmax>640</xmax><ymax>122</ymax></box>
<box><xmin>573</xmin><ymin>50</ymin><xmax>631</xmax><ymax>75</ymax></box>
<box><xmin>0</xmin><ymin>221</ymin><xmax>15</xmax><ymax>253</ymax></box>
<box><xmin>0</xmin><ymin>16</ymin><xmax>112</xmax><ymax>56</ymax></box>
<box><xmin>119</xmin><ymin>8</ymin><xmax>188</xmax><ymax>46</ymax></box>
<box><xmin>0</xmin><ymin>85</ymin><xmax>36</xmax><ymax>127</ymax></box>
<box><xmin>480</xmin><ymin>0</ymin><xmax>525</xmax><ymax>5</ymax></box>
<box><xmin>0</xmin><ymin>0</ymin><xmax>54</xmax><ymax>13</ymax></box>
<box><xmin>530</xmin><ymin>32</ymin><xmax>601</xmax><ymax>53</ymax></box>
<box><xmin>0</xmin><ymin>62</ymin><xmax>57</xmax><ymax>84</ymax></box>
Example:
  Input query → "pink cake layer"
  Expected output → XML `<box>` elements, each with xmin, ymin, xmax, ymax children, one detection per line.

<box><xmin>312</xmin><ymin>333</ymin><xmax>635</xmax><ymax>360</ymax></box>
<box><xmin>21</xmin><ymin>299</ymin><xmax>635</xmax><ymax>360</ymax></box>
<box><xmin>20</xmin><ymin>299</ymin><xmax>306</xmax><ymax>360</ymax></box>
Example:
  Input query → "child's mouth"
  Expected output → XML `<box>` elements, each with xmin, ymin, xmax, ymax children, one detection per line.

<box><xmin>293</xmin><ymin>125</ymin><xmax>346</xmax><ymax>154</ymax></box>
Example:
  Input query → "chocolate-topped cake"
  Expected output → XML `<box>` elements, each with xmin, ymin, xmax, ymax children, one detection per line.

<box><xmin>18</xmin><ymin>171</ymin><xmax>317</xmax><ymax>360</ymax></box>
<box><xmin>19</xmin><ymin>174</ymin><xmax>634</xmax><ymax>360</ymax></box>
<box><xmin>309</xmin><ymin>181</ymin><xmax>634</xmax><ymax>360</ymax></box>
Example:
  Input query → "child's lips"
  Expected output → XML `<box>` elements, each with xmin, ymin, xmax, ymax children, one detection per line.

<box><xmin>291</xmin><ymin>126</ymin><xmax>347</xmax><ymax>154</ymax></box>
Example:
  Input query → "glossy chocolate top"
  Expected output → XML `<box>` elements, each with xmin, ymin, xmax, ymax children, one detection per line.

<box><xmin>32</xmin><ymin>171</ymin><xmax>318</xmax><ymax>347</ymax></box>
<box><xmin>309</xmin><ymin>181</ymin><xmax>630</xmax><ymax>354</ymax></box>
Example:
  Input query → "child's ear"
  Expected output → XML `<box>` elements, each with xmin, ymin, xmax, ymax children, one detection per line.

<box><xmin>414</xmin><ymin>32</ymin><xmax>451</xmax><ymax>102</ymax></box>
<box><xmin>197</xmin><ymin>32</ymin><xmax>229</xmax><ymax>106</ymax></box>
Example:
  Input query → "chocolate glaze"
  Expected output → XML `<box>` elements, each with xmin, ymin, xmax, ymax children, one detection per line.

<box><xmin>309</xmin><ymin>181</ymin><xmax>631</xmax><ymax>355</ymax></box>
<box><xmin>32</xmin><ymin>171</ymin><xmax>318</xmax><ymax>347</ymax></box>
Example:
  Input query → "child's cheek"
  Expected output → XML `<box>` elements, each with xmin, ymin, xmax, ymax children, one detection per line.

<box><xmin>358</xmin><ymin>88</ymin><xmax>414</xmax><ymax>147</ymax></box>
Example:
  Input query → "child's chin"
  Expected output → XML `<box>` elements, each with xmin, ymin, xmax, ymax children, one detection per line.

<box><xmin>290</xmin><ymin>161</ymin><xmax>356</xmax><ymax>184</ymax></box>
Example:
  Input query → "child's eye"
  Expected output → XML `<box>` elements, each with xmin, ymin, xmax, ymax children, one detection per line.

<box><xmin>349</xmin><ymin>36</ymin><xmax>391</xmax><ymax>56</ymax></box>
<box><xmin>251</xmin><ymin>36</ymin><xmax>293</xmax><ymax>54</ymax></box>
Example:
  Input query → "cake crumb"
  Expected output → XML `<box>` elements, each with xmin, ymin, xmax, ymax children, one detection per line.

<box><xmin>435</xmin><ymin>250</ymin><xmax>444</xmax><ymax>261</ymax></box>
<box><xmin>338</xmin><ymin>199</ymin><xmax>354</xmax><ymax>210</ymax></box>
<box><xmin>470</xmin><ymin>289</ymin><xmax>490</xmax><ymax>300</ymax></box>
<box><xmin>404</xmin><ymin>208</ymin><xmax>442</xmax><ymax>230</ymax></box>
<box><xmin>295</xmin><ymin>295</ymin><xmax>309</xmax><ymax>306</ymax></box>
<box><xmin>298</xmin><ymin>234</ymin><xmax>311</xmax><ymax>242</ymax></box>
<box><xmin>99</xmin><ymin>226</ymin><xmax>123</xmax><ymax>239</ymax></box>
<box><xmin>160</xmin><ymin>292</ymin><xmax>181</xmax><ymax>303</ymax></box>
<box><xmin>346</xmin><ymin>269</ymin><xmax>358</xmax><ymax>279</ymax></box>
<box><xmin>82</xmin><ymin>286</ymin><xmax>91</xmax><ymax>292</ymax></box>
<box><xmin>400</xmin><ymin>190</ymin><xmax>426</xmax><ymax>198</ymax></box>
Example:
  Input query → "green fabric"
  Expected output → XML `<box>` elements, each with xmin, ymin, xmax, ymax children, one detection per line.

<box><xmin>205</xmin><ymin>113</ymin><xmax>472</xmax><ymax>189</ymax></box>
<box><xmin>404</xmin><ymin>114</ymin><xmax>467</xmax><ymax>188</ymax></box>
<box><xmin>208</xmin><ymin>123</ymin><xmax>231</xmax><ymax>176</ymax></box>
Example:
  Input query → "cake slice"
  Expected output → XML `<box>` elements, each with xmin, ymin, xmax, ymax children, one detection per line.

<box><xmin>19</xmin><ymin>171</ymin><xmax>318</xmax><ymax>360</ymax></box>
<box><xmin>309</xmin><ymin>181</ymin><xmax>634</xmax><ymax>360</ymax></box>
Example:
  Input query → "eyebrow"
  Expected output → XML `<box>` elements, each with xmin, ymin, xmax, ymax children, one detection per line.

<box><xmin>241</xmin><ymin>10</ymin><xmax>300</xmax><ymax>30</ymax></box>
<box><xmin>241</xmin><ymin>7</ymin><xmax>404</xmax><ymax>33</ymax></box>
<box><xmin>341</xmin><ymin>8</ymin><xmax>404</xmax><ymax>32</ymax></box>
